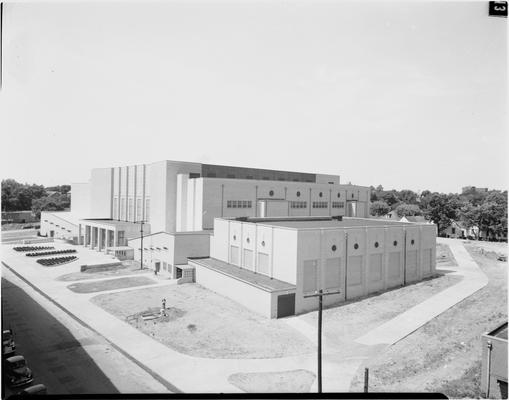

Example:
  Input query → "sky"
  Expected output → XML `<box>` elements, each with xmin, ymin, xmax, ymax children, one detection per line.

<box><xmin>0</xmin><ymin>1</ymin><xmax>507</xmax><ymax>194</ymax></box>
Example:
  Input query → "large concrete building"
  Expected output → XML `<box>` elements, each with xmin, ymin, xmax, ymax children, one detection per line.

<box><xmin>41</xmin><ymin>160</ymin><xmax>370</xmax><ymax>267</ymax></box>
<box><xmin>40</xmin><ymin>159</ymin><xmax>437</xmax><ymax>318</ymax></box>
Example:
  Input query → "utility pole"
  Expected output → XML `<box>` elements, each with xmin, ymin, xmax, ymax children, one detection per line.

<box><xmin>135</xmin><ymin>220</ymin><xmax>146</xmax><ymax>270</ymax></box>
<box><xmin>303</xmin><ymin>288</ymin><xmax>341</xmax><ymax>393</ymax></box>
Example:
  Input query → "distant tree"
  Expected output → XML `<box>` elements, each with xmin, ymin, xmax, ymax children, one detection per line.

<box><xmin>1</xmin><ymin>179</ymin><xmax>46</xmax><ymax>211</ymax></box>
<box><xmin>398</xmin><ymin>190</ymin><xmax>418</xmax><ymax>205</ymax></box>
<box><xmin>459</xmin><ymin>203</ymin><xmax>481</xmax><ymax>239</ymax></box>
<box><xmin>370</xmin><ymin>200</ymin><xmax>391</xmax><ymax>217</ymax></box>
<box><xmin>382</xmin><ymin>191</ymin><xmax>400</xmax><ymax>208</ymax></box>
<box><xmin>477</xmin><ymin>191</ymin><xmax>507</xmax><ymax>240</ymax></box>
<box><xmin>421</xmin><ymin>193</ymin><xmax>460</xmax><ymax>235</ymax></box>
<box><xmin>31</xmin><ymin>193</ymin><xmax>70</xmax><ymax>219</ymax></box>
<box><xmin>395</xmin><ymin>203</ymin><xmax>422</xmax><ymax>218</ymax></box>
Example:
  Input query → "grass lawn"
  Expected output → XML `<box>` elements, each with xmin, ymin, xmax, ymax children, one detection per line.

<box><xmin>349</xmin><ymin>242</ymin><xmax>507</xmax><ymax>397</ymax></box>
<box><xmin>68</xmin><ymin>276</ymin><xmax>156</xmax><ymax>293</ymax></box>
<box><xmin>228</xmin><ymin>370</ymin><xmax>316</xmax><ymax>392</ymax></box>
<box><xmin>58</xmin><ymin>261</ymin><xmax>151</xmax><ymax>282</ymax></box>
<box><xmin>91</xmin><ymin>283</ymin><xmax>315</xmax><ymax>359</ymax></box>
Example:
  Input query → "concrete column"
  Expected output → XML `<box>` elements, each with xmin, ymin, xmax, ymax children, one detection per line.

<box><xmin>97</xmin><ymin>229</ymin><xmax>102</xmax><ymax>251</ymax></box>
<box><xmin>91</xmin><ymin>227</ymin><xmax>96</xmax><ymax>250</ymax></box>
<box><xmin>114</xmin><ymin>230</ymin><xmax>118</xmax><ymax>248</ymax></box>
<box><xmin>84</xmin><ymin>225</ymin><xmax>89</xmax><ymax>246</ymax></box>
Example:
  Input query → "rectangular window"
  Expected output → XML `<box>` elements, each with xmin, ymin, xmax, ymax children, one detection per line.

<box><xmin>227</xmin><ymin>174</ymin><xmax>235</xmax><ymax>179</ymax></box>
<box><xmin>232</xmin><ymin>201</ymin><xmax>237</xmax><ymax>208</ymax></box>
<box><xmin>227</xmin><ymin>200</ymin><xmax>232</xmax><ymax>208</ymax></box>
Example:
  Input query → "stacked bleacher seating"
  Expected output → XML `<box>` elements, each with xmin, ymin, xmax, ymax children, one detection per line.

<box><xmin>36</xmin><ymin>256</ymin><xmax>78</xmax><ymax>266</ymax></box>
<box><xmin>26</xmin><ymin>249</ymin><xmax>77</xmax><ymax>257</ymax></box>
<box><xmin>13</xmin><ymin>246</ymin><xmax>55</xmax><ymax>252</ymax></box>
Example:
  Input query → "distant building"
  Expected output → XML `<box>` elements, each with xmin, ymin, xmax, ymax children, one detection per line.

<box><xmin>400</xmin><ymin>216</ymin><xmax>431</xmax><ymax>224</ymax></box>
<box><xmin>1</xmin><ymin>211</ymin><xmax>38</xmax><ymax>225</ymax></box>
<box><xmin>462</xmin><ymin>186</ymin><xmax>489</xmax><ymax>194</ymax></box>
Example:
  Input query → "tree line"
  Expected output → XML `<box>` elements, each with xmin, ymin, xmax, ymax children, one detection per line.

<box><xmin>1</xmin><ymin>179</ymin><xmax>71</xmax><ymax>219</ymax></box>
<box><xmin>369</xmin><ymin>185</ymin><xmax>507</xmax><ymax>240</ymax></box>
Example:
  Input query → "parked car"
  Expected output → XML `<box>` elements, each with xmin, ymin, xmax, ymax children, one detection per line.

<box><xmin>17</xmin><ymin>384</ymin><xmax>47</xmax><ymax>396</ymax></box>
<box><xmin>2</xmin><ymin>329</ymin><xmax>16</xmax><ymax>356</ymax></box>
<box><xmin>4</xmin><ymin>355</ymin><xmax>33</xmax><ymax>387</ymax></box>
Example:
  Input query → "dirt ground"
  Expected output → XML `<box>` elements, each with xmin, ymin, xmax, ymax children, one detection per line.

<box><xmin>228</xmin><ymin>369</ymin><xmax>316</xmax><ymax>392</ymax></box>
<box><xmin>68</xmin><ymin>276</ymin><xmax>156</xmax><ymax>293</ymax></box>
<box><xmin>349</xmin><ymin>241</ymin><xmax>507</xmax><ymax>398</ymax></box>
<box><xmin>303</xmin><ymin>272</ymin><xmax>462</xmax><ymax>348</ymax></box>
<box><xmin>91</xmin><ymin>283</ymin><xmax>315</xmax><ymax>359</ymax></box>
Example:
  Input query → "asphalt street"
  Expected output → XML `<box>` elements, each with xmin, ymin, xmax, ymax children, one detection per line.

<box><xmin>1</xmin><ymin>277</ymin><xmax>119</xmax><ymax>398</ymax></box>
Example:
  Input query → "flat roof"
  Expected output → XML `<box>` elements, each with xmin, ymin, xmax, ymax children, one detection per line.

<box><xmin>79</xmin><ymin>219</ymin><xmax>140</xmax><ymax>228</ymax></box>
<box><xmin>229</xmin><ymin>217</ymin><xmax>416</xmax><ymax>230</ymax></box>
<box><xmin>191</xmin><ymin>257</ymin><xmax>296</xmax><ymax>293</ymax></box>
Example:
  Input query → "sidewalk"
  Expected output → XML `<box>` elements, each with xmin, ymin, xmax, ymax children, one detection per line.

<box><xmin>355</xmin><ymin>238</ymin><xmax>488</xmax><ymax>346</ymax></box>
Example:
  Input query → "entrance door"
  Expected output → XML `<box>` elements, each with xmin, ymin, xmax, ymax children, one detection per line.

<box><xmin>175</xmin><ymin>267</ymin><xmax>183</xmax><ymax>279</ymax></box>
<box><xmin>155</xmin><ymin>262</ymin><xmax>161</xmax><ymax>274</ymax></box>
<box><xmin>50</xmin><ymin>230</ymin><xmax>54</xmax><ymax>238</ymax></box>
<box><xmin>277</xmin><ymin>293</ymin><xmax>295</xmax><ymax>318</ymax></box>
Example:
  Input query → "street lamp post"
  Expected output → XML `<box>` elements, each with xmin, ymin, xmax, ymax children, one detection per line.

<box><xmin>303</xmin><ymin>288</ymin><xmax>341</xmax><ymax>393</ymax></box>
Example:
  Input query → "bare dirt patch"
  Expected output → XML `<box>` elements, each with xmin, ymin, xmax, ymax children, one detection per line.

<box><xmin>437</xmin><ymin>242</ymin><xmax>457</xmax><ymax>266</ymax></box>
<box><xmin>91</xmin><ymin>284</ymin><xmax>315</xmax><ymax>359</ymax></box>
<box><xmin>228</xmin><ymin>369</ymin><xmax>316</xmax><ymax>393</ymax></box>
<box><xmin>349</xmin><ymin>243</ymin><xmax>507</xmax><ymax>397</ymax></box>
<box><xmin>68</xmin><ymin>276</ymin><xmax>156</xmax><ymax>293</ymax></box>
<box><xmin>300</xmin><ymin>272</ymin><xmax>462</xmax><ymax>348</ymax></box>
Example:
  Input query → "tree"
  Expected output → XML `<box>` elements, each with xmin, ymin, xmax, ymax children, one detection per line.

<box><xmin>395</xmin><ymin>203</ymin><xmax>422</xmax><ymax>218</ymax></box>
<box><xmin>398</xmin><ymin>190</ymin><xmax>418</xmax><ymax>205</ymax></box>
<box><xmin>31</xmin><ymin>193</ymin><xmax>70</xmax><ymax>219</ymax></box>
<box><xmin>382</xmin><ymin>191</ymin><xmax>400</xmax><ymax>208</ymax></box>
<box><xmin>370</xmin><ymin>200</ymin><xmax>391</xmax><ymax>217</ymax></box>
<box><xmin>1</xmin><ymin>179</ymin><xmax>46</xmax><ymax>211</ymax></box>
<box><xmin>459</xmin><ymin>203</ymin><xmax>481</xmax><ymax>239</ymax></box>
<box><xmin>477</xmin><ymin>191</ymin><xmax>507</xmax><ymax>240</ymax></box>
<box><xmin>421</xmin><ymin>193</ymin><xmax>460</xmax><ymax>235</ymax></box>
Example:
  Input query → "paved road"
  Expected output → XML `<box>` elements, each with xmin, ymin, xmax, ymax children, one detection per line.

<box><xmin>1</xmin><ymin>278</ymin><xmax>119</xmax><ymax>398</ymax></box>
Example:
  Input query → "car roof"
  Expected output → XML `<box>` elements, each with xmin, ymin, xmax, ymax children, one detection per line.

<box><xmin>22</xmin><ymin>384</ymin><xmax>47</xmax><ymax>393</ymax></box>
<box><xmin>6</xmin><ymin>355</ymin><xmax>25</xmax><ymax>363</ymax></box>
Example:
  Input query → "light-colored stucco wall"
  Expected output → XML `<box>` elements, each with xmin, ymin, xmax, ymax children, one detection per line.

<box><xmin>90</xmin><ymin>168</ymin><xmax>113</xmax><ymax>218</ymax></box>
<box><xmin>193</xmin><ymin>262</ymin><xmax>274</xmax><ymax>318</ymax></box>
<box><xmin>209</xmin><ymin>218</ymin><xmax>436</xmax><ymax>317</ymax></box>
<box><xmin>190</xmin><ymin>179</ymin><xmax>369</xmax><ymax>230</ymax></box>
<box><xmin>70</xmin><ymin>183</ymin><xmax>91</xmax><ymax>217</ymax></box>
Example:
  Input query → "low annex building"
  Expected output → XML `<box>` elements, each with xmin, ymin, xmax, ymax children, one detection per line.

<box><xmin>189</xmin><ymin>216</ymin><xmax>437</xmax><ymax>318</ymax></box>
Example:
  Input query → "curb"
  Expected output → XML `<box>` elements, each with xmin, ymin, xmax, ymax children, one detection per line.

<box><xmin>1</xmin><ymin>261</ymin><xmax>181</xmax><ymax>393</ymax></box>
